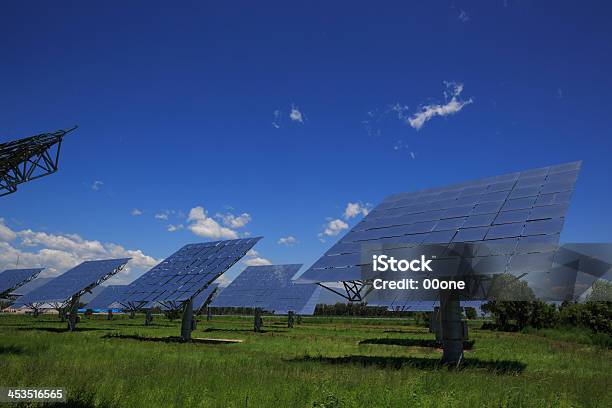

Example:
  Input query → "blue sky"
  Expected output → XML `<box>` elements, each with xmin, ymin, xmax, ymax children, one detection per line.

<box><xmin>1</xmin><ymin>1</ymin><xmax>611</xmax><ymax>285</ymax></box>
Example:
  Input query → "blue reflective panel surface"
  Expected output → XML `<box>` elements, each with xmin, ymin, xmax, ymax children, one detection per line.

<box><xmin>119</xmin><ymin>238</ymin><xmax>261</xmax><ymax>308</ymax></box>
<box><xmin>13</xmin><ymin>259</ymin><xmax>129</xmax><ymax>307</ymax></box>
<box><xmin>85</xmin><ymin>285</ymin><xmax>126</xmax><ymax>310</ymax></box>
<box><xmin>210</xmin><ymin>264</ymin><xmax>320</xmax><ymax>315</ymax></box>
<box><xmin>297</xmin><ymin>162</ymin><xmax>581</xmax><ymax>283</ymax></box>
<box><xmin>0</xmin><ymin>268</ymin><xmax>44</xmax><ymax>294</ymax></box>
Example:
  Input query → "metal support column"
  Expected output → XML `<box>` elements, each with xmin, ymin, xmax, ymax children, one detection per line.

<box><xmin>180</xmin><ymin>298</ymin><xmax>194</xmax><ymax>342</ymax></box>
<box><xmin>145</xmin><ymin>309</ymin><xmax>153</xmax><ymax>326</ymax></box>
<box><xmin>440</xmin><ymin>292</ymin><xmax>464</xmax><ymax>365</ymax></box>
<box><xmin>253</xmin><ymin>308</ymin><xmax>263</xmax><ymax>332</ymax></box>
<box><xmin>287</xmin><ymin>311</ymin><xmax>295</xmax><ymax>328</ymax></box>
<box><xmin>67</xmin><ymin>296</ymin><xmax>79</xmax><ymax>332</ymax></box>
<box><xmin>107</xmin><ymin>310</ymin><xmax>113</xmax><ymax>320</ymax></box>
<box><xmin>206</xmin><ymin>307</ymin><xmax>212</xmax><ymax>321</ymax></box>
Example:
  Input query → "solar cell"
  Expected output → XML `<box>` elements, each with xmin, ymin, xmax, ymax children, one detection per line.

<box><xmin>12</xmin><ymin>259</ymin><xmax>129</xmax><ymax>308</ymax></box>
<box><xmin>0</xmin><ymin>268</ymin><xmax>44</xmax><ymax>297</ymax></box>
<box><xmin>118</xmin><ymin>237</ymin><xmax>261</xmax><ymax>310</ymax></box>
<box><xmin>210</xmin><ymin>264</ymin><xmax>321</xmax><ymax>315</ymax></box>
<box><xmin>295</xmin><ymin>162</ymin><xmax>581</xmax><ymax>299</ymax></box>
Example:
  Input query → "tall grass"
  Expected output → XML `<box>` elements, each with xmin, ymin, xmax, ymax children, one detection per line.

<box><xmin>0</xmin><ymin>314</ymin><xmax>610</xmax><ymax>407</ymax></box>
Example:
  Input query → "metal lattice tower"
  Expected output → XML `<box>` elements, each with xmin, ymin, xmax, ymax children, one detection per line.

<box><xmin>0</xmin><ymin>126</ymin><xmax>77</xmax><ymax>197</ymax></box>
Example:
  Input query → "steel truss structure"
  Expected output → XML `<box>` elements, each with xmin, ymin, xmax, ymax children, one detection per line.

<box><xmin>0</xmin><ymin>126</ymin><xmax>77</xmax><ymax>197</ymax></box>
<box><xmin>317</xmin><ymin>280</ymin><xmax>371</xmax><ymax>302</ymax></box>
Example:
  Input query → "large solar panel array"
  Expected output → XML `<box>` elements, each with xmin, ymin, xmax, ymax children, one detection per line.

<box><xmin>119</xmin><ymin>238</ymin><xmax>261</xmax><ymax>310</ymax></box>
<box><xmin>211</xmin><ymin>264</ymin><xmax>322</xmax><ymax>315</ymax></box>
<box><xmin>297</xmin><ymin>161</ymin><xmax>581</xmax><ymax>285</ymax></box>
<box><xmin>85</xmin><ymin>285</ymin><xmax>127</xmax><ymax>310</ymax></box>
<box><xmin>0</xmin><ymin>268</ymin><xmax>44</xmax><ymax>297</ymax></box>
<box><xmin>13</xmin><ymin>259</ymin><xmax>130</xmax><ymax>308</ymax></box>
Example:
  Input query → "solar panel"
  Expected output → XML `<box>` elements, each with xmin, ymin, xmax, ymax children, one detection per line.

<box><xmin>210</xmin><ymin>264</ymin><xmax>322</xmax><ymax>315</ymax></box>
<box><xmin>84</xmin><ymin>285</ymin><xmax>127</xmax><ymax>310</ymax></box>
<box><xmin>297</xmin><ymin>161</ymin><xmax>581</xmax><ymax>286</ymax></box>
<box><xmin>12</xmin><ymin>259</ymin><xmax>130</xmax><ymax>308</ymax></box>
<box><xmin>0</xmin><ymin>268</ymin><xmax>44</xmax><ymax>297</ymax></box>
<box><xmin>11</xmin><ymin>277</ymin><xmax>54</xmax><ymax>296</ymax></box>
<box><xmin>119</xmin><ymin>238</ymin><xmax>261</xmax><ymax>310</ymax></box>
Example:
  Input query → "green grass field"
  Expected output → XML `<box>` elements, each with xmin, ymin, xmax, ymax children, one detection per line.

<box><xmin>0</xmin><ymin>313</ymin><xmax>610</xmax><ymax>407</ymax></box>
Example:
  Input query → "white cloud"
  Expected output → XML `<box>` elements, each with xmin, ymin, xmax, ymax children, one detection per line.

<box><xmin>289</xmin><ymin>105</ymin><xmax>304</xmax><ymax>123</ymax></box>
<box><xmin>187</xmin><ymin>206</ymin><xmax>238</xmax><ymax>239</ymax></box>
<box><xmin>131</xmin><ymin>208</ymin><xmax>143</xmax><ymax>216</ymax></box>
<box><xmin>0</xmin><ymin>221</ymin><xmax>160</xmax><ymax>285</ymax></box>
<box><xmin>214</xmin><ymin>274</ymin><xmax>231</xmax><ymax>287</ymax></box>
<box><xmin>243</xmin><ymin>257</ymin><xmax>272</xmax><ymax>266</ymax></box>
<box><xmin>458</xmin><ymin>10</ymin><xmax>470</xmax><ymax>22</ymax></box>
<box><xmin>215</xmin><ymin>212</ymin><xmax>251</xmax><ymax>229</ymax></box>
<box><xmin>167</xmin><ymin>224</ymin><xmax>184</xmax><ymax>232</ymax></box>
<box><xmin>343</xmin><ymin>202</ymin><xmax>371</xmax><ymax>220</ymax></box>
<box><xmin>320</xmin><ymin>219</ymin><xmax>349</xmax><ymax>240</ymax></box>
<box><xmin>154</xmin><ymin>212</ymin><xmax>168</xmax><ymax>220</ymax></box>
<box><xmin>272</xmin><ymin>110</ymin><xmax>281</xmax><ymax>128</ymax></box>
<box><xmin>91</xmin><ymin>181</ymin><xmax>104</xmax><ymax>191</ymax></box>
<box><xmin>242</xmin><ymin>248</ymin><xmax>271</xmax><ymax>266</ymax></box>
<box><xmin>0</xmin><ymin>218</ymin><xmax>17</xmax><ymax>242</ymax></box>
<box><xmin>277</xmin><ymin>236</ymin><xmax>298</xmax><ymax>246</ymax></box>
<box><xmin>408</xmin><ymin>81</ymin><xmax>473</xmax><ymax>130</ymax></box>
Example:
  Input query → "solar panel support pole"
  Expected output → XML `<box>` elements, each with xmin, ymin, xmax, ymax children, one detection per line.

<box><xmin>287</xmin><ymin>311</ymin><xmax>295</xmax><ymax>328</ymax></box>
<box><xmin>206</xmin><ymin>307</ymin><xmax>212</xmax><ymax>321</ymax></box>
<box><xmin>129</xmin><ymin>310</ymin><xmax>135</xmax><ymax>319</ymax></box>
<box><xmin>145</xmin><ymin>309</ymin><xmax>153</xmax><ymax>326</ymax></box>
<box><xmin>67</xmin><ymin>296</ymin><xmax>80</xmax><ymax>332</ymax></box>
<box><xmin>440</xmin><ymin>292</ymin><xmax>464</xmax><ymax>365</ymax></box>
<box><xmin>254</xmin><ymin>308</ymin><xmax>263</xmax><ymax>332</ymax></box>
<box><xmin>107</xmin><ymin>310</ymin><xmax>113</xmax><ymax>320</ymax></box>
<box><xmin>180</xmin><ymin>298</ymin><xmax>194</xmax><ymax>342</ymax></box>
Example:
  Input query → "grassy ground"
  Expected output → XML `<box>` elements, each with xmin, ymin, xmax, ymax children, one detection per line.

<box><xmin>0</xmin><ymin>313</ymin><xmax>610</xmax><ymax>408</ymax></box>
